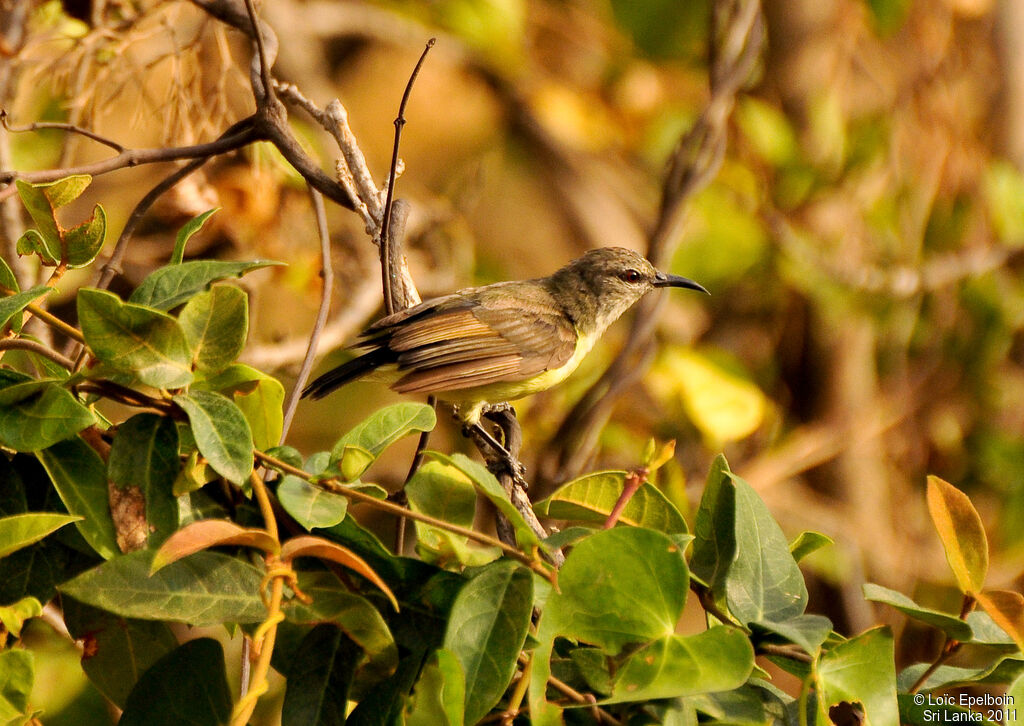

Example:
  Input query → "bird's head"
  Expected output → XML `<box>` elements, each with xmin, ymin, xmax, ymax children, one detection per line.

<box><xmin>551</xmin><ymin>247</ymin><xmax>707</xmax><ymax>333</ymax></box>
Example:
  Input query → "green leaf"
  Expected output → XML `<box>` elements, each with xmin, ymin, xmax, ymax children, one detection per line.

<box><xmin>130</xmin><ymin>259</ymin><xmax>283</xmax><ymax>311</ymax></box>
<box><xmin>862</xmin><ymin>583</ymin><xmax>973</xmax><ymax>641</ymax></box>
<box><xmin>36</xmin><ymin>436</ymin><xmax>119</xmax><ymax>559</ymax></box>
<box><xmin>0</xmin><ymin>381</ymin><xmax>95</xmax><ymax>452</ymax></box>
<box><xmin>530</xmin><ymin>527</ymin><xmax>691</xmax><ymax>726</ymax></box>
<box><xmin>0</xmin><ymin>597</ymin><xmax>42</xmax><ymax>639</ymax></box>
<box><xmin>173</xmin><ymin>390</ymin><xmax>254</xmax><ymax>484</ymax></box>
<box><xmin>283</xmin><ymin>571</ymin><xmax>398</xmax><ymax>683</ymax></box>
<box><xmin>544</xmin><ymin>526</ymin><xmax>689</xmax><ymax>650</ymax></box>
<box><xmin>405</xmin><ymin>649</ymin><xmax>466</xmax><ymax>726</ymax></box>
<box><xmin>603</xmin><ymin>627</ymin><xmax>754</xmax><ymax>704</ymax></box>
<box><xmin>444</xmin><ymin>561</ymin><xmax>533</xmax><ymax>724</ymax></box>
<box><xmin>0</xmin><ymin>513</ymin><xmax>81</xmax><ymax>558</ymax></box>
<box><xmin>334</xmin><ymin>445</ymin><xmax>375</xmax><ymax>483</ymax></box>
<box><xmin>59</xmin><ymin>549</ymin><xmax>266</xmax><ymax>625</ymax></box>
<box><xmin>690</xmin><ymin>454</ymin><xmax>736</xmax><ymax>590</ymax></box>
<box><xmin>63</xmin><ymin>203</ymin><xmax>106</xmax><ymax>268</ymax></box>
<box><xmin>751</xmin><ymin>614</ymin><xmax>833</xmax><ymax>656</ymax></box>
<box><xmin>15</xmin><ymin>178</ymin><xmax>65</xmax><ymax>248</ymax></box>
<box><xmin>179</xmin><ymin>284</ymin><xmax>248</xmax><ymax>372</ymax></box>
<box><xmin>897</xmin><ymin>657</ymin><xmax>1024</xmax><ymax>692</ymax></box>
<box><xmin>118</xmin><ymin>638</ymin><xmax>232</xmax><ymax>726</ymax></box>
<box><xmin>407</xmin><ymin>460</ymin><xmax>500</xmax><ymax>567</ymax></box>
<box><xmin>171</xmin><ymin>208</ymin><xmax>219</xmax><ymax>264</ymax></box>
<box><xmin>27</xmin><ymin>174</ymin><xmax>92</xmax><ymax>209</ymax></box>
<box><xmin>789</xmin><ymin>530</ymin><xmax>834</xmax><ymax>562</ymax></box>
<box><xmin>282</xmin><ymin>624</ymin><xmax>358</xmax><ymax>726</ymax></box>
<box><xmin>278</xmin><ymin>475</ymin><xmax>349</xmax><ymax>530</ymax></box>
<box><xmin>63</xmin><ymin>598</ymin><xmax>178</xmax><ymax>708</ymax></box>
<box><xmin>78</xmin><ymin>288</ymin><xmax>193</xmax><ymax>388</ymax></box>
<box><xmin>535</xmin><ymin>470</ymin><xmax>687</xmax><ymax>533</ymax></box>
<box><xmin>0</xmin><ymin>649</ymin><xmax>34</xmax><ymax>720</ymax></box>
<box><xmin>0</xmin><ymin>455</ymin><xmax>100</xmax><ymax>605</ymax></box>
<box><xmin>198</xmin><ymin>363</ymin><xmax>284</xmax><ymax>450</ymax></box>
<box><xmin>691</xmin><ymin>454</ymin><xmax>808</xmax><ymax>624</ymax></box>
<box><xmin>108</xmin><ymin>413</ymin><xmax>180</xmax><ymax>548</ymax></box>
<box><xmin>965</xmin><ymin>610</ymin><xmax>1017</xmax><ymax>646</ymax></box>
<box><xmin>331</xmin><ymin>402</ymin><xmax>436</xmax><ymax>459</ymax></box>
<box><xmin>427</xmin><ymin>451</ymin><xmax>542</xmax><ymax>551</ymax></box>
<box><xmin>927</xmin><ymin>475</ymin><xmax>988</xmax><ymax>595</ymax></box>
<box><xmin>0</xmin><ymin>286</ymin><xmax>52</xmax><ymax>330</ymax></box>
<box><xmin>16</xmin><ymin>227</ymin><xmax>57</xmax><ymax>265</ymax></box>
<box><xmin>815</xmin><ymin>626</ymin><xmax>898</xmax><ymax>726</ymax></box>
<box><xmin>0</xmin><ymin>257</ymin><xmax>18</xmax><ymax>291</ymax></box>
<box><xmin>231</xmin><ymin>375</ymin><xmax>283</xmax><ymax>451</ymax></box>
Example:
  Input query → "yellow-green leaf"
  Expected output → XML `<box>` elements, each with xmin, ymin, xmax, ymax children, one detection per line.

<box><xmin>926</xmin><ymin>475</ymin><xmax>988</xmax><ymax>595</ymax></box>
<box><xmin>650</xmin><ymin>348</ymin><xmax>766</xmax><ymax>445</ymax></box>
<box><xmin>975</xmin><ymin>590</ymin><xmax>1024</xmax><ymax>652</ymax></box>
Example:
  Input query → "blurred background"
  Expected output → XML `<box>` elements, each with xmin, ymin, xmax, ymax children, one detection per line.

<box><xmin>3</xmin><ymin>0</ymin><xmax>1024</xmax><ymax>717</ymax></box>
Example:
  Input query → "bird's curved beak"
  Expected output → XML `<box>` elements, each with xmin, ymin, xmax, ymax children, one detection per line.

<box><xmin>653</xmin><ymin>271</ymin><xmax>709</xmax><ymax>294</ymax></box>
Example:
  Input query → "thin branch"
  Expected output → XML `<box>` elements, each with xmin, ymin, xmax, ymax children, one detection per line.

<box><xmin>1</xmin><ymin>110</ymin><xmax>126</xmax><ymax>152</ymax></box>
<box><xmin>241</xmin><ymin>0</ymin><xmax>275</xmax><ymax>105</ymax></box>
<box><xmin>255</xmin><ymin>450</ymin><xmax>557</xmax><ymax>583</ymax></box>
<box><xmin>96</xmin><ymin>154</ymin><xmax>212</xmax><ymax>290</ymax></box>
<box><xmin>0</xmin><ymin>122</ymin><xmax>257</xmax><ymax>200</ymax></box>
<box><xmin>23</xmin><ymin>302</ymin><xmax>84</xmax><ymax>343</ymax></box>
<box><xmin>758</xmin><ymin>643</ymin><xmax>814</xmax><ymax>664</ymax></box>
<box><xmin>0</xmin><ymin>338</ymin><xmax>75</xmax><ymax>369</ymax></box>
<box><xmin>380</xmin><ymin>38</ymin><xmax>435</xmax><ymax>315</ymax></box>
<box><xmin>279</xmin><ymin>187</ymin><xmax>333</xmax><ymax>442</ymax></box>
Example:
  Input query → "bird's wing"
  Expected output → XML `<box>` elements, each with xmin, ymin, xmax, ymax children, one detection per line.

<box><xmin>385</xmin><ymin>292</ymin><xmax>577</xmax><ymax>394</ymax></box>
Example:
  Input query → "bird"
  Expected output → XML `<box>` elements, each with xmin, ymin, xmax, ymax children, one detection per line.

<box><xmin>303</xmin><ymin>247</ymin><xmax>708</xmax><ymax>428</ymax></box>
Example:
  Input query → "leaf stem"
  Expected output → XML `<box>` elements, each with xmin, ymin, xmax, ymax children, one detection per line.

<box><xmin>908</xmin><ymin>593</ymin><xmax>974</xmax><ymax>694</ymax></box>
<box><xmin>232</xmin><ymin>471</ymin><xmax>286</xmax><ymax>723</ymax></box>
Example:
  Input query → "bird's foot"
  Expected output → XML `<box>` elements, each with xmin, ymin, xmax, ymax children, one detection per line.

<box><xmin>462</xmin><ymin>422</ymin><xmax>529</xmax><ymax>490</ymax></box>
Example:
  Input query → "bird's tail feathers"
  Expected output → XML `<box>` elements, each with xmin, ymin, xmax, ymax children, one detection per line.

<box><xmin>302</xmin><ymin>348</ymin><xmax>394</xmax><ymax>400</ymax></box>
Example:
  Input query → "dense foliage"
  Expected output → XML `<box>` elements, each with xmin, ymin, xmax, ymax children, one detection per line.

<box><xmin>2</xmin><ymin>0</ymin><xmax>1024</xmax><ymax>723</ymax></box>
<box><xmin>0</xmin><ymin>175</ymin><xmax>1022</xmax><ymax>726</ymax></box>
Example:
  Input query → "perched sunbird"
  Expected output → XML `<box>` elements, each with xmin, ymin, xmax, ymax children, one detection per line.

<box><xmin>303</xmin><ymin>247</ymin><xmax>707</xmax><ymax>425</ymax></box>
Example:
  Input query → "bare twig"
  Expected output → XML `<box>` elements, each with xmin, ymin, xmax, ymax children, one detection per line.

<box><xmin>240</xmin><ymin>0</ymin><xmax>275</xmax><ymax>105</ymax></box>
<box><xmin>0</xmin><ymin>123</ymin><xmax>257</xmax><ymax>200</ymax></box>
<box><xmin>280</xmin><ymin>187</ymin><xmax>333</xmax><ymax>442</ymax></box>
<box><xmin>1</xmin><ymin>110</ymin><xmax>126</xmax><ymax>152</ymax></box>
<box><xmin>380</xmin><ymin>38</ymin><xmax>435</xmax><ymax>315</ymax></box>
<box><xmin>603</xmin><ymin>467</ymin><xmax>648</xmax><ymax>529</ymax></box>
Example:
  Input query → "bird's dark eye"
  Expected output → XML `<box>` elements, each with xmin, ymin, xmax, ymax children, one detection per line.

<box><xmin>619</xmin><ymin>269</ymin><xmax>643</xmax><ymax>283</ymax></box>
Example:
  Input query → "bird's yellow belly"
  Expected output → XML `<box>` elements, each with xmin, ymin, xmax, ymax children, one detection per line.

<box><xmin>440</xmin><ymin>331</ymin><xmax>597</xmax><ymax>423</ymax></box>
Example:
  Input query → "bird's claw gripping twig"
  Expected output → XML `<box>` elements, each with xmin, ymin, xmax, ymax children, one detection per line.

<box><xmin>463</xmin><ymin>422</ymin><xmax>529</xmax><ymax>490</ymax></box>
